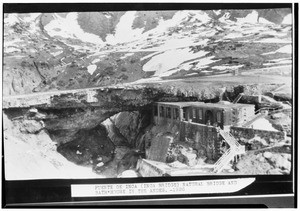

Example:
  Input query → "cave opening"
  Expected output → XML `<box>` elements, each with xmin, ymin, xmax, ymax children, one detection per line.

<box><xmin>52</xmin><ymin>108</ymin><xmax>153</xmax><ymax>177</ymax></box>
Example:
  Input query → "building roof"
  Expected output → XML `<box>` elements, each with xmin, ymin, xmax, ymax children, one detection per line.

<box><xmin>155</xmin><ymin>101</ymin><xmax>254</xmax><ymax>109</ymax></box>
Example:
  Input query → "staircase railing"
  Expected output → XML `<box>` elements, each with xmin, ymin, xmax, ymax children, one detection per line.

<box><xmin>214</xmin><ymin>129</ymin><xmax>245</xmax><ymax>173</ymax></box>
<box><xmin>213</xmin><ymin>148</ymin><xmax>236</xmax><ymax>173</ymax></box>
<box><xmin>219</xmin><ymin>130</ymin><xmax>240</xmax><ymax>148</ymax></box>
<box><xmin>232</xmin><ymin>93</ymin><xmax>244</xmax><ymax>104</ymax></box>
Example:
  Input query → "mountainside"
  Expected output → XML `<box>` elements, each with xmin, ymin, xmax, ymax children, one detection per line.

<box><xmin>3</xmin><ymin>9</ymin><xmax>292</xmax><ymax>96</ymax></box>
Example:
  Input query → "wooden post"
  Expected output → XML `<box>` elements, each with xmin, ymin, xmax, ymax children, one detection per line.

<box><xmin>157</xmin><ymin>105</ymin><xmax>160</xmax><ymax>125</ymax></box>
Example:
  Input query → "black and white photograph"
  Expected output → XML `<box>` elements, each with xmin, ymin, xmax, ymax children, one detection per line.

<box><xmin>2</xmin><ymin>3</ymin><xmax>296</xmax><ymax>208</ymax></box>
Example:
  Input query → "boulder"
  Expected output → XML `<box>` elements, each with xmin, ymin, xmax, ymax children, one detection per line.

<box><xmin>263</xmin><ymin>151</ymin><xmax>273</xmax><ymax>159</ymax></box>
<box><xmin>117</xmin><ymin>170</ymin><xmax>139</xmax><ymax>178</ymax></box>
<box><xmin>267</xmin><ymin>168</ymin><xmax>283</xmax><ymax>175</ymax></box>
<box><xmin>275</xmin><ymin>156</ymin><xmax>291</xmax><ymax>171</ymax></box>
<box><xmin>19</xmin><ymin>120</ymin><xmax>44</xmax><ymax>134</ymax></box>
<box><xmin>281</xmin><ymin>153</ymin><xmax>291</xmax><ymax>162</ymax></box>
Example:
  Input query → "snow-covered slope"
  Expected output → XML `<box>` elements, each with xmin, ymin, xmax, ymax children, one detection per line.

<box><xmin>3</xmin><ymin>9</ymin><xmax>292</xmax><ymax>95</ymax></box>
<box><xmin>3</xmin><ymin>114</ymin><xmax>103</xmax><ymax>180</ymax></box>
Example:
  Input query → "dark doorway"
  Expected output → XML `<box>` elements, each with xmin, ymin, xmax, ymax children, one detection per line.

<box><xmin>205</xmin><ymin>110</ymin><xmax>213</xmax><ymax>125</ymax></box>
<box><xmin>182</xmin><ymin>108</ymin><xmax>188</xmax><ymax>121</ymax></box>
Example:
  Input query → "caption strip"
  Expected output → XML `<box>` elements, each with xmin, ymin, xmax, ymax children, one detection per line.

<box><xmin>71</xmin><ymin>178</ymin><xmax>255</xmax><ymax>197</ymax></box>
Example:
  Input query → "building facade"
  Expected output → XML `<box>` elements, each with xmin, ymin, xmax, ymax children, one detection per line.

<box><xmin>153</xmin><ymin>101</ymin><xmax>255</xmax><ymax>129</ymax></box>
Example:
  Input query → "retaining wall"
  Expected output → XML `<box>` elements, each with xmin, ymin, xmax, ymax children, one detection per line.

<box><xmin>180</xmin><ymin>121</ymin><xmax>221</xmax><ymax>160</ymax></box>
<box><xmin>230</xmin><ymin>126</ymin><xmax>285</xmax><ymax>142</ymax></box>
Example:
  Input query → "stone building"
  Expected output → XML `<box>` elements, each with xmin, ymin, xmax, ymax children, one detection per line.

<box><xmin>153</xmin><ymin>101</ymin><xmax>255</xmax><ymax>129</ymax></box>
<box><xmin>151</xmin><ymin>101</ymin><xmax>254</xmax><ymax>162</ymax></box>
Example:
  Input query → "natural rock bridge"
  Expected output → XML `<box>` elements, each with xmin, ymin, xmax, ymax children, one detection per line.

<box><xmin>3</xmin><ymin>85</ymin><xmax>175</xmax><ymax>132</ymax></box>
<box><xmin>3</xmin><ymin>85</ymin><xmax>168</xmax><ymax>109</ymax></box>
<box><xmin>3</xmin><ymin>85</ymin><xmax>179</xmax><ymax>145</ymax></box>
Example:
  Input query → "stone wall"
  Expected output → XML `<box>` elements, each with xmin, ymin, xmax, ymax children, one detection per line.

<box><xmin>230</xmin><ymin>126</ymin><xmax>285</xmax><ymax>142</ymax></box>
<box><xmin>179</xmin><ymin>121</ymin><xmax>221</xmax><ymax>161</ymax></box>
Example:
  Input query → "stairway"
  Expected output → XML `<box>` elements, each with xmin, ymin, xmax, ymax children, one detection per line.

<box><xmin>232</xmin><ymin>93</ymin><xmax>244</xmax><ymax>104</ymax></box>
<box><xmin>213</xmin><ymin>129</ymin><xmax>245</xmax><ymax>173</ymax></box>
<box><xmin>261</xmin><ymin>95</ymin><xmax>279</xmax><ymax>104</ymax></box>
<box><xmin>219</xmin><ymin>130</ymin><xmax>240</xmax><ymax>149</ymax></box>
<box><xmin>213</xmin><ymin>148</ymin><xmax>236</xmax><ymax>173</ymax></box>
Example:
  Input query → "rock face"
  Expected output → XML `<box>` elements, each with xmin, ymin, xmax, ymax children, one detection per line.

<box><xmin>57</xmin><ymin>125</ymin><xmax>115</xmax><ymax>168</ymax></box>
<box><xmin>19</xmin><ymin>119</ymin><xmax>44</xmax><ymax>134</ymax></box>
<box><xmin>111</xmin><ymin>111</ymin><xmax>152</xmax><ymax>149</ymax></box>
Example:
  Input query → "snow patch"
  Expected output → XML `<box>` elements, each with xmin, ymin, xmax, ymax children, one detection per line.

<box><xmin>219</xmin><ymin>12</ymin><xmax>233</xmax><ymax>23</ymax></box>
<box><xmin>4</xmin><ymin>14</ymin><xmax>20</xmax><ymax>25</ymax></box>
<box><xmin>52</xmin><ymin>50</ymin><xmax>63</xmax><ymax>57</ymax></box>
<box><xmin>270</xmin><ymin>58</ymin><xmax>292</xmax><ymax>62</ymax></box>
<box><xmin>224</xmin><ymin>32</ymin><xmax>244</xmax><ymax>39</ymax></box>
<box><xmin>92</xmin><ymin>58</ymin><xmax>101</xmax><ymax>64</ymax></box>
<box><xmin>236</xmin><ymin>11</ymin><xmax>258</xmax><ymax>24</ymax></box>
<box><xmin>87</xmin><ymin>65</ymin><xmax>97</xmax><ymax>75</ymax></box>
<box><xmin>282</xmin><ymin>14</ymin><xmax>292</xmax><ymax>25</ymax></box>
<box><xmin>214</xmin><ymin>10</ymin><xmax>221</xmax><ymax>16</ymax></box>
<box><xmin>105</xmin><ymin>11</ymin><xmax>144</xmax><ymax>45</ymax></box>
<box><xmin>186</xmin><ymin>72</ymin><xmax>198</xmax><ymax>76</ymax></box>
<box><xmin>146</xmin><ymin>10</ymin><xmax>210</xmax><ymax>36</ymax></box>
<box><xmin>120</xmin><ymin>52</ymin><xmax>134</xmax><ymax>59</ymax></box>
<box><xmin>275</xmin><ymin>45</ymin><xmax>292</xmax><ymax>54</ymax></box>
<box><xmin>194</xmin><ymin>56</ymin><xmax>217</xmax><ymax>69</ymax></box>
<box><xmin>263</xmin><ymin>58</ymin><xmax>291</xmax><ymax>66</ymax></box>
<box><xmin>45</xmin><ymin>13</ymin><xmax>104</xmax><ymax>45</ymax></box>
<box><xmin>254</xmin><ymin>38</ymin><xmax>291</xmax><ymax>44</ymax></box>
<box><xmin>250</xmin><ymin>118</ymin><xmax>278</xmax><ymax>132</ymax></box>
<box><xmin>262</xmin><ymin>44</ymin><xmax>292</xmax><ymax>55</ymax></box>
<box><xmin>212</xmin><ymin>65</ymin><xmax>243</xmax><ymax>70</ymax></box>
<box><xmin>143</xmin><ymin>48</ymin><xmax>208</xmax><ymax>76</ymax></box>
<box><xmin>140</xmin><ymin>52</ymin><xmax>163</xmax><ymax>61</ymax></box>
<box><xmin>5</xmin><ymin>46</ymin><xmax>21</xmax><ymax>53</ymax></box>
<box><xmin>104</xmin><ymin>14</ymin><xmax>111</xmax><ymax>19</ymax></box>
<box><xmin>4</xmin><ymin>38</ymin><xmax>22</xmax><ymax>45</ymax></box>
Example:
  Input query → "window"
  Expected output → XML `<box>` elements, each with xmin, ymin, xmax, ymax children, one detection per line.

<box><xmin>199</xmin><ymin>109</ymin><xmax>202</xmax><ymax>119</ymax></box>
<box><xmin>183</xmin><ymin>109</ymin><xmax>187</xmax><ymax>121</ymax></box>
<box><xmin>217</xmin><ymin>111</ymin><xmax>222</xmax><ymax>123</ymax></box>
<box><xmin>166</xmin><ymin>107</ymin><xmax>171</xmax><ymax>118</ymax></box>
<box><xmin>154</xmin><ymin>106</ymin><xmax>158</xmax><ymax>116</ymax></box>
<box><xmin>160</xmin><ymin>106</ymin><xmax>165</xmax><ymax>117</ymax></box>
<box><xmin>192</xmin><ymin>108</ymin><xmax>196</xmax><ymax>119</ymax></box>
<box><xmin>173</xmin><ymin>108</ymin><xmax>179</xmax><ymax>120</ymax></box>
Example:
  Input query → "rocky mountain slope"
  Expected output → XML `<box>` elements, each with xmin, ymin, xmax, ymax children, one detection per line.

<box><xmin>4</xmin><ymin>9</ymin><xmax>292</xmax><ymax>96</ymax></box>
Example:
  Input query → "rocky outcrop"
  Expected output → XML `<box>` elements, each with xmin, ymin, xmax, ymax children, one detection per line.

<box><xmin>110</xmin><ymin>110</ymin><xmax>152</xmax><ymax>149</ymax></box>
<box><xmin>57</xmin><ymin>125</ymin><xmax>115</xmax><ymax>169</ymax></box>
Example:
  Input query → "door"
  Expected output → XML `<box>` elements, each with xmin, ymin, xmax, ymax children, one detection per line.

<box><xmin>205</xmin><ymin>110</ymin><xmax>214</xmax><ymax>125</ymax></box>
